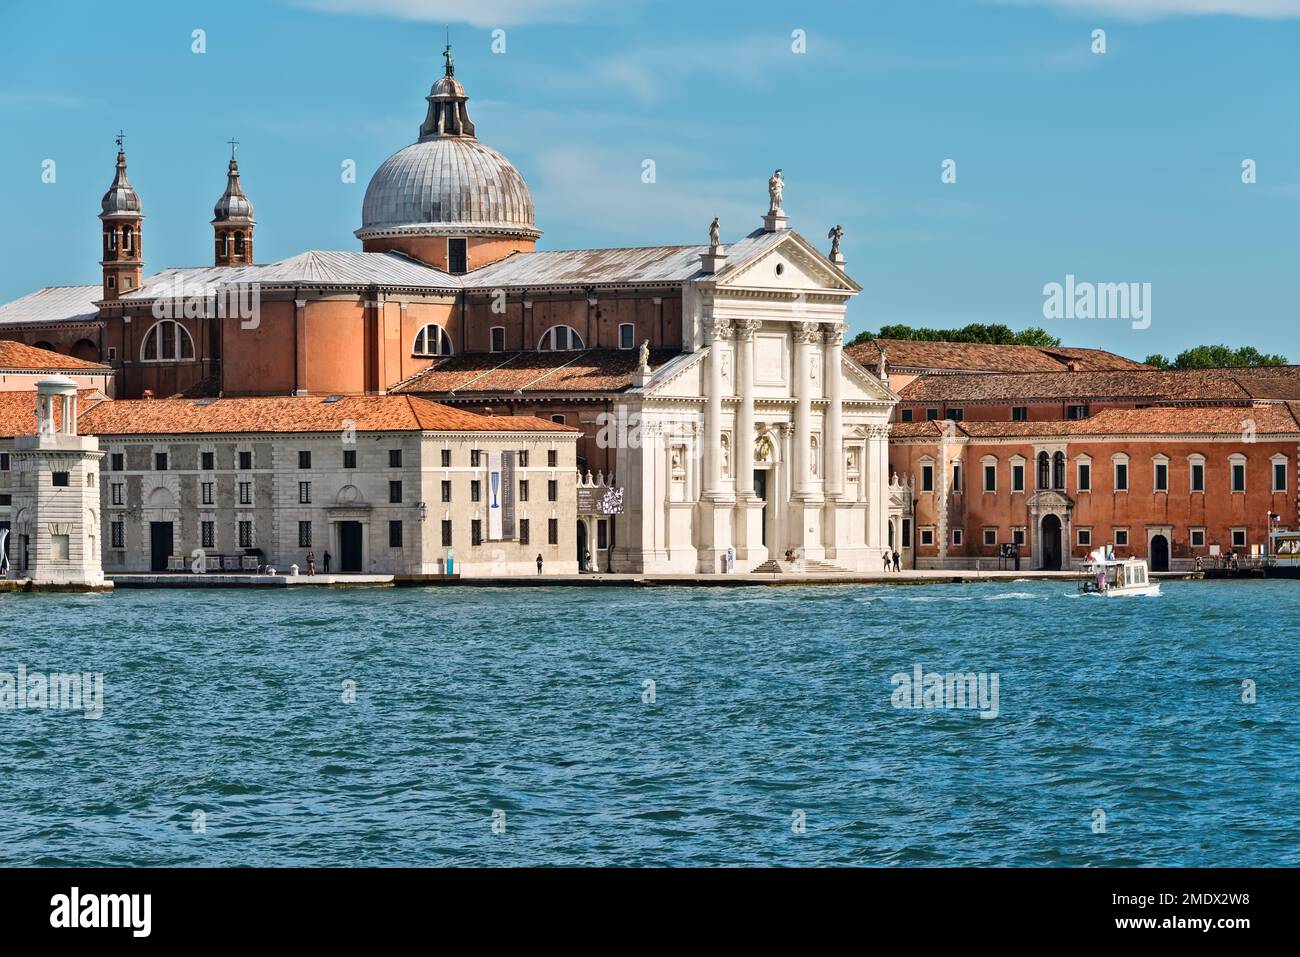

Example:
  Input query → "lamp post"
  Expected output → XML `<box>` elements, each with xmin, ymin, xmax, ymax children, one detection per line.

<box><xmin>1267</xmin><ymin>512</ymin><xmax>1280</xmax><ymax>565</ymax></box>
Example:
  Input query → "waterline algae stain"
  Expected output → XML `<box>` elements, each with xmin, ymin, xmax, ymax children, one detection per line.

<box><xmin>1</xmin><ymin>581</ymin><xmax>1295</xmax><ymax>867</ymax></box>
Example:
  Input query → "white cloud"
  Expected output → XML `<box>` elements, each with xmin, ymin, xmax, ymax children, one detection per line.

<box><xmin>990</xmin><ymin>0</ymin><xmax>1300</xmax><ymax>19</ymax></box>
<box><xmin>288</xmin><ymin>0</ymin><xmax>597</xmax><ymax>27</ymax></box>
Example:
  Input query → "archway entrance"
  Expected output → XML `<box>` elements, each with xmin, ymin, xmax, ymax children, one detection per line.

<box><xmin>576</xmin><ymin>520</ymin><xmax>588</xmax><ymax>571</ymax></box>
<box><xmin>1040</xmin><ymin>514</ymin><xmax>1062</xmax><ymax>570</ymax></box>
<box><xmin>1150</xmin><ymin>534</ymin><xmax>1170</xmax><ymax>572</ymax></box>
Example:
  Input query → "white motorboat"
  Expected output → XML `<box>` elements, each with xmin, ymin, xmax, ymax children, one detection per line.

<box><xmin>1078</xmin><ymin>549</ymin><xmax>1160</xmax><ymax>597</ymax></box>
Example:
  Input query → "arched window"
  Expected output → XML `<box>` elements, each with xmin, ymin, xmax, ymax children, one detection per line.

<box><xmin>219</xmin><ymin>234</ymin><xmax>229</xmax><ymax>258</ymax></box>
<box><xmin>1052</xmin><ymin>451</ymin><xmax>1066</xmax><ymax>490</ymax></box>
<box><xmin>618</xmin><ymin>323</ymin><xmax>636</xmax><ymax>350</ymax></box>
<box><xmin>413</xmin><ymin>324</ymin><xmax>453</xmax><ymax>357</ymax></box>
<box><xmin>107</xmin><ymin>229</ymin><xmax>117</xmax><ymax>252</ymax></box>
<box><xmin>235</xmin><ymin>232</ymin><xmax>245</xmax><ymax>257</ymax></box>
<box><xmin>1037</xmin><ymin>451</ymin><xmax>1050</xmax><ymax>490</ymax></box>
<box><xmin>537</xmin><ymin>325</ymin><xmax>585</xmax><ymax>352</ymax></box>
<box><xmin>33</xmin><ymin>341</ymin><xmax>56</xmax><ymax>353</ymax></box>
<box><xmin>141</xmin><ymin>320</ymin><xmax>195</xmax><ymax>362</ymax></box>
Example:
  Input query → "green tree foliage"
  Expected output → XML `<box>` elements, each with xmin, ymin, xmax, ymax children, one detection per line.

<box><xmin>1144</xmin><ymin>345</ymin><xmax>1288</xmax><ymax>369</ymax></box>
<box><xmin>848</xmin><ymin>323</ymin><xmax>1062</xmax><ymax>348</ymax></box>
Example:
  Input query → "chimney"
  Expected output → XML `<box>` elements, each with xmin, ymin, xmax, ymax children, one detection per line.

<box><xmin>142</xmin><ymin>389</ymin><xmax>155</xmax><ymax>400</ymax></box>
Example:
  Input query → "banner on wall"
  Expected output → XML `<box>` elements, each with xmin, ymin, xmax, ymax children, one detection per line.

<box><xmin>500</xmin><ymin>451</ymin><xmax>515</xmax><ymax>541</ymax></box>
<box><xmin>488</xmin><ymin>452</ymin><xmax>503</xmax><ymax>541</ymax></box>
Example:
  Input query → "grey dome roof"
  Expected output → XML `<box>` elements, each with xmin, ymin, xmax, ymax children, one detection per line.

<box><xmin>212</xmin><ymin>156</ymin><xmax>255</xmax><ymax>224</ymax></box>
<box><xmin>358</xmin><ymin>138</ymin><xmax>537</xmax><ymax>238</ymax></box>
<box><xmin>100</xmin><ymin>150</ymin><xmax>143</xmax><ymax>219</ymax></box>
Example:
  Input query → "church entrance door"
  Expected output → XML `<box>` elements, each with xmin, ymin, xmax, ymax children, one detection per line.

<box><xmin>339</xmin><ymin>521</ymin><xmax>363</xmax><ymax>573</ymax></box>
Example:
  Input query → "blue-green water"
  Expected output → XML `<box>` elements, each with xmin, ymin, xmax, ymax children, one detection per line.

<box><xmin>1</xmin><ymin>580</ymin><xmax>1295</xmax><ymax>866</ymax></box>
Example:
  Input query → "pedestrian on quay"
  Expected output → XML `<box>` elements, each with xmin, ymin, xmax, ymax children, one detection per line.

<box><xmin>323</xmin><ymin>550</ymin><xmax>331</xmax><ymax>574</ymax></box>
<box><xmin>882</xmin><ymin>549</ymin><xmax>891</xmax><ymax>572</ymax></box>
<box><xmin>892</xmin><ymin>549</ymin><xmax>900</xmax><ymax>572</ymax></box>
<box><xmin>306</xmin><ymin>551</ymin><xmax>316</xmax><ymax>576</ymax></box>
<box><xmin>536</xmin><ymin>553</ymin><xmax>544</xmax><ymax>575</ymax></box>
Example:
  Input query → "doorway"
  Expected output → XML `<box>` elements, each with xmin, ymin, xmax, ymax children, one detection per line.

<box><xmin>338</xmin><ymin>521</ymin><xmax>363</xmax><ymax>573</ymax></box>
<box><xmin>1150</xmin><ymin>534</ymin><xmax>1170</xmax><ymax>572</ymax></box>
<box><xmin>150</xmin><ymin>521</ymin><xmax>173</xmax><ymax>572</ymax></box>
<box><xmin>577</xmin><ymin>520</ymin><xmax>588</xmax><ymax>570</ymax></box>
<box><xmin>753</xmin><ymin>469</ymin><xmax>769</xmax><ymax>547</ymax></box>
<box><xmin>1040</xmin><ymin>514</ymin><xmax>1062</xmax><ymax>570</ymax></box>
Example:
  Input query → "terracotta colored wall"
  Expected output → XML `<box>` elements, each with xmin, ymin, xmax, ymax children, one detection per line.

<box><xmin>221</xmin><ymin>301</ymin><xmax>297</xmax><ymax>395</ymax></box>
<box><xmin>462</xmin><ymin>292</ymin><xmax>681</xmax><ymax>353</ymax></box>
<box><xmin>361</xmin><ymin>235</ymin><xmax>533</xmax><ymax>271</ymax></box>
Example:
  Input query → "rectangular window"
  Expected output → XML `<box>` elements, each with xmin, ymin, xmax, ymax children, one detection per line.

<box><xmin>1191</xmin><ymin>462</ymin><xmax>1204</xmax><ymax>492</ymax></box>
<box><xmin>441</xmin><ymin>520</ymin><xmax>452</xmax><ymax>547</ymax></box>
<box><xmin>1232</xmin><ymin>528</ymin><xmax>1246</xmax><ymax>548</ymax></box>
<box><xmin>1077</xmin><ymin>528</ymin><xmax>1092</xmax><ymax>547</ymax></box>
<box><xmin>201</xmin><ymin>451</ymin><xmax>215</xmax><ymax>471</ymax></box>
<box><xmin>619</xmin><ymin>324</ymin><xmax>635</xmax><ymax>350</ymax></box>
<box><xmin>919</xmin><ymin>527</ymin><xmax>934</xmax><ymax>546</ymax></box>
<box><xmin>343</xmin><ymin>449</ymin><xmax>356</xmax><ymax>469</ymax></box>
<box><xmin>1067</xmin><ymin>404</ymin><xmax>1089</xmax><ymax>420</ymax></box>
<box><xmin>52</xmin><ymin>471</ymin><xmax>69</xmax><ymax>487</ymax></box>
<box><xmin>1114</xmin><ymin>463</ymin><xmax>1128</xmax><ymax>492</ymax></box>
<box><xmin>902</xmin><ymin>519</ymin><xmax>912</xmax><ymax>548</ymax></box>
<box><xmin>202</xmin><ymin>521</ymin><xmax>215</xmax><ymax>549</ymax></box>
<box><xmin>900</xmin><ymin>409</ymin><xmax>913</xmax><ymax>423</ymax></box>
<box><xmin>154</xmin><ymin>452</ymin><xmax>168</xmax><ymax>471</ymax></box>
<box><xmin>470</xmin><ymin>450</ymin><xmax>481</xmax><ymax>467</ymax></box>
<box><xmin>517</xmin><ymin>450</ymin><xmax>528</xmax><ymax>468</ymax></box>
<box><xmin>1113</xmin><ymin>528</ymin><xmax>1129</xmax><ymax>547</ymax></box>
<box><xmin>110</xmin><ymin>453</ymin><xmax>122</xmax><ymax>472</ymax></box>
<box><xmin>921</xmin><ymin>464</ymin><xmax>934</xmax><ymax>492</ymax></box>
<box><xmin>1011</xmin><ymin>406</ymin><xmax>1028</xmax><ymax>422</ymax></box>
<box><xmin>0</xmin><ymin>453</ymin><xmax>10</xmax><ymax>471</ymax></box>
<box><xmin>239</xmin><ymin>450</ymin><xmax>252</xmax><ymax>470</ymax></box>
<box><xmin>471</xmin><ymin>519</ymin><xmax>482</xmax><ymax>546</ymax></box>
<box><xmin>1077</xmin><ymin>463</ymin><xmax>1091</xmax><ymax>491</ymax></box>
<box><xmin>441</xmin><ymin>449</ymin><xmax>451</xmax><ymax>468</ymax></box>
<box><xmin>491</xmin><ymin>327</ymin><xmax>505</xmax><ymax>353</ymax></box>
<box><xmin>389</xmin><ymin>481</ymin><xmax>402</xmax><ymax>504</ymax></box>
<box><xmin>951</xmin><ymin>528</ymin><xmax>963</xmax><ymax>546</ymax></box>
<box><xmin>238</xmin><ymin>521</ymin><xmax>253</xmax><ymax>548</ymax></box>
<box><xmin>298</xmin><ymin>481</ymin><xmax>311</xmax><ymax>504</ymax></box>
<box><xmin>948</xmin><ymin>408</ymin><xmax>964</xmax><ymax>422</ymax></box>
<box><xmin>519</xmin><ymin>480</ymin><xmax>529</xmax><ymax>501</ymax></box>
<box><xmin>983</xmin><ymin>464</ymin><xmax>996</xmax><ymax>492</ymax></box>
<box><xmin>1190</xmin><ymin>528</ymin><xmax>1205</xmax><ymax>547</ymax></box>
<box><xmin>952</xmin><ymin>463</ymin><xmax>962</xmax><ymax>492</ymax></box>
<box><xmin>389</xmin><ymin>449</ymin><xmax>402</xmax><ymax>468</ymax></box>
<box><xmin>1012</xmin><ymin>527</ymin><xmax>1026</xmax><ymax>546</ymax></box>
<box><xmin>111</xmin><ymin>483</ymin><xmax>124</xmax><ymax>505</ymax></box>
<box><xmin>519</xmin><ymin>518</ymin><xmax>530</xmax><ymax>545</ymax></box>
<box><xmin>551</xmin><ymin>414</ymin><xmax>566</xmax><ymax>425</ymax></box>
<box><xmin>389</xmin><ymin>520</ymin><xmax>403</xmax><ymax>548</ymax></box>
<box><xmin>547</xmin><ymin>450</ymin><xmax>558</xmax><ymax>468</ymax></box>
<box><xmin>111</xmin><ymin>521</ymin><xmax>125</xmax><ymax>549</ymax></box>
<box><xmin>441</xmin><ymin>480</ymin><xmax>452</xmax><ymax>502</ymax></box>
<box><xmin>298</xmin><ymin>521</ymin><xmax>312</xmax><ymax>548</ymax></box>
<box><xmin>298</xmin><ymin>450</ymin><xmax>312</xmax><ymax>469</ymax></box>
<box><xmin>983</xmin><ymin>528</ymin><xmax>997</xmax><ymax>546</ymax></box>
<box><xmin>1273</xmin><ymin>461</ymin><xmax>1287</xmax><ymax>492</ymax></box>
<box><xmin>1011</xmin><ymin>463</ymin><xmax>1025</xmax><ymax>492</ymax></box>
<box><xmin>447</xmin><ymin>237</ymin><xmax>468</xmax><ymax>274</ymax></box>
<box><xmin>598</xmin><ymin>520</ymin><xmax>609</xmax><ymax>550</ymax></box>
<box><xmin>1154</xmin><ymin>462</ymin><xmax>1168</xmax><ymax>492</ymax></box>
<box><xmin>239</xmin><ymin>481</ymin><xmax>252</xmax><ymax>505</ymax></box>
<box><xmin>926</xmin><ymin>409</ymin><xmax>939</xmax><ymax>421</ymax></box>
<box><xmin>202</xmin><ymin>481</ymin><xmax>214</xmax><ymax>505</ymax></box>
<box><xmin>547</xmin><ymin>479</ymin><xmax>557</xmax><ymax>502</ymax></box>
<box><xmin>470</xmin><ymin>480</ymin><xmax>481</xmax><ymax>502</ymax></box>
<box><xmin>1231</xmin><ymin>462</ymin><xmax>1245</xmax><ymax>492</ymax></box>
<box><xmin>547</xmin><ymin>518</ymin><xmax>558</xmax><ymax>545</ymax></box>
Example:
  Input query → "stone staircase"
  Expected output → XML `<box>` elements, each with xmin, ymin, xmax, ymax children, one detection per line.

<box><xmin>751</xmin><ymin>558</ymin><xmax>853</xmax><ymax>575</ymax></box>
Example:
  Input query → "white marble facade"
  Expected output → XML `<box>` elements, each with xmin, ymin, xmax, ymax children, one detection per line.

<box><xmin>612</xmin><ymin>230</ymin><xmax>898</xmax><ymax>573</ymax></box>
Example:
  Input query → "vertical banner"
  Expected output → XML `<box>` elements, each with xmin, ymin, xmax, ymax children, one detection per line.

<box><xmin>500</xmin><ymin>451</ymin><xmax>516</xmax><ymax>541</ymax></box>
<box><xmin>488</xmin><ymin>451</ymin><xmax>504</xmax><ymax>541</ymax></box>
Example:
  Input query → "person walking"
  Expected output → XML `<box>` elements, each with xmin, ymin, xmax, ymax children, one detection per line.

<box><xmin>536</xmin><ymin>553</ymin><xmax>544</xmax><ymax>575</ymax></box>
<box><xmin>892</xmin><ymin>549</ymin><xmax>900</xmax><ymax>572</ymax></box>
<box><xmin>306</xmin><ymin>551</ymin><xmax>316</xmax><ymax>576</ymax></box>
<box><xmin>882</xmin><ymin>549</ymin><xmax>891</xmax><ymax>572</ymax></box>
<box><xmin>323</xmin><ymin>550</ymin><xmax>331</xmax><ymax>574</ymax></box>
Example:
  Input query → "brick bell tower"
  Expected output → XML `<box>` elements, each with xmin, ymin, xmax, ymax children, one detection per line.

<box><xmin>98</xmin><ymin>132</ymin><xmax>144</xmax><ymax>301</ymax></box>
<box><xmin>212</xmin><ymin>139</ymin><xmax>255</xmax><ymax>266</ymax></box>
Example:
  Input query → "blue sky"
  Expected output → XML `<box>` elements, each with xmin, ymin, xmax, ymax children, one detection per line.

<box><xmin>1</xmin><ymin>0</ymin><xmax>1297</xmax><ymax>360</ymax></box>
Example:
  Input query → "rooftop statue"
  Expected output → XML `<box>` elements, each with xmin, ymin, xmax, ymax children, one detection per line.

<box><xmin>768</xmin><ymin>168</ymin><xmax>783</xmax><ymax>213</ymax></box>
<box><xmin>709</xmin><ymin>216</ymin><xmax>720</xmax><ymax>247</ymax></box>
<box><xmin>827</xmin><ymin>224</ymin><xmax>844</xmax><ymax>259</ymax></box>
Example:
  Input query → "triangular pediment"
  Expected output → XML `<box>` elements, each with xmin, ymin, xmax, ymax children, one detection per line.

<box><xmin>714</xmin><ymin>230</ymin><xmax>859</xmax><ymax>294</ymax></box>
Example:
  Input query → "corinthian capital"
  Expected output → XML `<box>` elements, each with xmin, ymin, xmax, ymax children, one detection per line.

<box><xmin>704</xmin><ymin>317</ymin><xmax>734</xmax><ymax>342</ymax></box>
<box><xmin>792</xmin><ymin>321</ymin><xmax>822</xmax><ymax>345</ymax></box>
<box><xmin>733</xmin><ymin>318</ymin><xmax>761</xmax><ymax>341</ymax></box>
<box><xmin>821</xmin><ymin>322</ymin><xmax>846</xmax><ymax>346</ymax></box>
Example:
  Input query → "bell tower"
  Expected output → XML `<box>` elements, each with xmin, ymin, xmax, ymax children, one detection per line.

<box><xmin>98</xmin><ymin>132</ymin><xmax>144</xmax><ymax>301</ymax></box>
<box><xmin>212</xmin><ymin>139</ymin><xmax>256</xmax><ymax>267</ymax></box>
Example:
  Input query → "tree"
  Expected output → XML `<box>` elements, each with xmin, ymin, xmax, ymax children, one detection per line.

<box><xmin>1168</xmin><ymin>345</ymin><xmax>1289</xmax><ymax>369</ymax></box>
<box><xmin>847</xmin><ymin>323</ymin><xmax>1062</xmax><ymax>348</ymax></box>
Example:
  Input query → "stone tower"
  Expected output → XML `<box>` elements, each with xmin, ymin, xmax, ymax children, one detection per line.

<box><xmin>10</xmin><ymin>377</ymin><xmax>107</xmax><ymax>588</ymax></box>
<box><xmin>212</xmin><ymin>141</ymin><xmax>255</xmax><ymax>266</ymax></box>
<box><xmin>99</xmin><ymin>134</ymin><xmax>144</xmax><ymax>301</ymax></box>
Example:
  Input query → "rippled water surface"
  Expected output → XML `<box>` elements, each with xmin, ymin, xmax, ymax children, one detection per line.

<box><xmin>1</xmin><ymin>580</ymin><xmax>1296</xmax><ymax>866</ymax></box>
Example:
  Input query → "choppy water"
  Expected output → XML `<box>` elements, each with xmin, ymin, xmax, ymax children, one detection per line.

<box><xmin>1</xmin><ymin>580</ymin><xmax>1295</xmax><ymax>866</ymax></box>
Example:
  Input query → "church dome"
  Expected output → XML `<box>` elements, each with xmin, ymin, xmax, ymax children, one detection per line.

<box><xmin>356</xmin><ymin>45</ymin><xmax>540</xmax><ymax>242</ymax></box>
<box><xmin>212</xmin><ymin>155</ymin><xmax>255</xmax><ymax>224</ymax></box>
<box><xmin>100</xmin><ymin>147</ymin><xmax>143</xmax><ymax>219</ymax></box>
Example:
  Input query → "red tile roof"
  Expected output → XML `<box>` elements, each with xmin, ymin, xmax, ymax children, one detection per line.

<box><xmin>846</xmin><ymin>338</ymin><xmax>1148</xmax><ymax>374</ymax></box>
<box><xmin>0</xmin><ymin>394</ymin><xmax>577</xmax><ymax>438</ymax></box>
<box><xmin>898</xmin><ymin>366</ymin><xmax>1300</xmax><ymax>403</ymax></box>
<box><xmin>392</xmin><ymin>349</ymin><xmax>678</xmax><ymax>395</ymax></box>
<box><xmin>891</xmin><ymin>403</ymin><xmax>1300</xmax><ymax>439</ymax></box>
<box><xmin>0</xmin><ymin>340</ymin><xmax>111</xmax><ymax>372</ymax></box>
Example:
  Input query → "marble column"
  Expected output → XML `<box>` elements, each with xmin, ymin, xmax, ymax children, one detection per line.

<box><xmin>734</xmin><ymin>319</ymin><xmax>760</xmax><ymax>497</ymax></box>
<box><xmin>823</xmin><ymin>322</ymin><xmax>846</xmax><ymax>497</ymax></box>
<box><xmin>703</xmin><ymin>317</ymin><xmax>732</xmax><ymax>499</ymax></box>
<box><xmin>792</xmin><ymin>322</ymin><xmax>820</xmax><ymax>498</ymax></box>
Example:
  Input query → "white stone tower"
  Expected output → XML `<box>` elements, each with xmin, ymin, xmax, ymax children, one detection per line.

<box><xmin>10</xmin><ymin>377</ymin><xmax>107</xmax><ymax>588</ymax></box>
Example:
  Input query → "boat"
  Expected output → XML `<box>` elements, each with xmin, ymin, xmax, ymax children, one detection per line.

<box><xmin>1077</xmin><ymin>548</ymin><xmax>1160</xmax><ymax>597</ymax></box>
